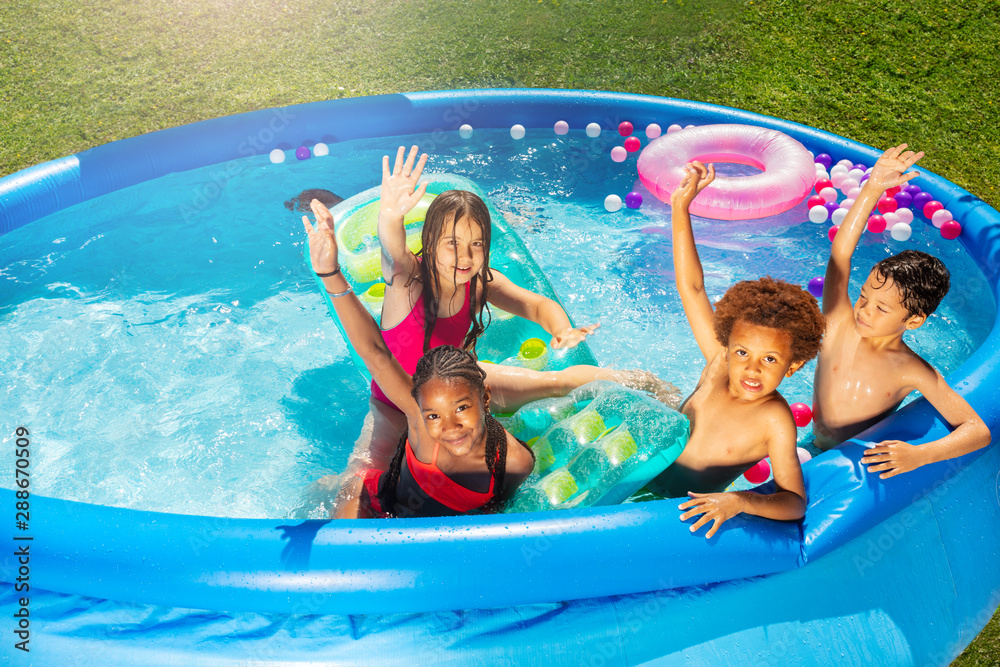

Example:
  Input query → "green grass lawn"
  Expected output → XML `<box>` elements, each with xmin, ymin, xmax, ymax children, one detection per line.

<box><xmin>1</xmin><ymin>0</ymin><xmax>998</xmax><ymax>661</ymax></box>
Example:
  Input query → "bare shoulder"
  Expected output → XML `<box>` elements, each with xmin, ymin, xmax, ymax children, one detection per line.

<box><xmin>897</xmin><ymin>346</ymin><xmax>943</xmax><ymax>388</ymax></box>
<box><xmin>505</xmin><ymin>432</ymin><xmax>537</xmax><ymax>477</ymax></box>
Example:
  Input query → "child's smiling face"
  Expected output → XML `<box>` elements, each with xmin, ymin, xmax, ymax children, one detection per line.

<box><xmin>725</xmin><ymin>320</ymin><xmax>804</xmax><ymax>401</ymax></box>
<box><xmin>434</xmin><ymin>214</ymin><xmax>486</xmax><ymax>287</ymax></box>
<box><xmin>853</xmin><ymin>270</ymin><xmax>925</xmax><ymax>339</ymax></box>
<box><xmin>416</xmin><ymin>376</ymin><xmax>489</xmax><ymax>456</ymax></box>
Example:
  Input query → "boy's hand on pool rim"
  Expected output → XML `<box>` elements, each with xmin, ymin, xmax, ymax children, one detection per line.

<box><xmin>678</xmin><ymin>491</ymin><xmax>744</xmax><ymax>539</ymax></box>
<box><xmin>302</xmin><ymin>199</ymin><xmax>340</xmax><ymax>275</ymax></box>
<box><xmin>670</xmin><ymin>161</ymin><xmax>716</xmax><ymax>209</ymax></box>
<box><xmin>380</xmin><ymin>145</ymin><xmax>429</xmax><ymax>219</ymax></box>
<box><xmin>550</xmin><ymin>323</ymin><xmax>600</xmax><ymax>349</ymax></box>
<box><xmin>861</xmin><ymin>440</ymin><xmax>928</xmax><ymax>479</ymax></box>
<box><xmin>866</xmin><ymin>144</ymin><xmax>924</xmax><ymax>192</ymax></box>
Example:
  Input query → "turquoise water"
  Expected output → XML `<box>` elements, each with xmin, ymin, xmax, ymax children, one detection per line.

<box><xmin>1</xmin><ymin>129</ymin><xmax>992</xmax><ymax>518</ymax></box>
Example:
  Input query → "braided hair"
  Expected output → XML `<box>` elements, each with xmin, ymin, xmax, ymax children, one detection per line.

<box><xmin>415</xmin><ymin>190</ymin><xmax>493</xmax><ymax>354</ymax></box>
<box><xmin>376</xmin><ymin>345</ymin><xmax>508</xmax><ymax>515</ymax></box>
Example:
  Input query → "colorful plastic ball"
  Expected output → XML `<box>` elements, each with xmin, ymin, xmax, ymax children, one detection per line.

<box><xmin>883</xmin><ymin>211</ymin><xmax>901</xmax><ymax>228</ymax></box>
<box><xmin>684</xmin><ymin>124</ymin><xmax>695</xmax><ymax>129</ymax></box>
<box><xmin>808</xmin><ymin>205</ymin><xmax>830</xmax><ymax>224</ymax></box>
<box><xmin>610</xmin><ymin>146</ymin><xmax>628</xmax><ymax>163</ymax></box>
<box><xmin>846</xmin><ymin>186</ymin><xmax>862</xmax><ymax>199</ymax></box>
<box><xmin>896</xmin><ymin>208</ymin><xmax>914</xmax><ymax>225</ymax></box>
<box><xmin>796</xmin><ymin>448</ymin><xmax>814</xmax><ymax>464</ymax></box>
<box><xmin>877</xmin><ymin>197</ymin><xmax>898</xmax><ymax>215</ymax></box>
<box><xmin>941</xmin><ymin>219</ymin><xmax>962</xmax><ymax>240</ymax></box>
<box><xmin>814</xmin><ymin>153</ymin><xmax>833</xmax><ymax>169</ymax></box>
<box><xmin>831</xmin><ymin>208</ymin><xmax>848</xmax><ymax>225</ymax></box>
<box><xmin>586</xmin><ymin>122</ymin><xmax>602</xmax><ymax>138</ymax></box>
<box><xmin>830</xmin><ymin>164</ymin><xmax>849</xmax><ymax>177</ymax></box>
<box><xmin>313</xmin><ymin>142</ymin><xmax>330</xmax><ymax>157</ymax></box>
<box><xmin>824</xmin><ymin>201</ymin><xmax>840</xmax><ymax>217</ymax></box>
<box><xmin>828</xmin><ymin>225</ymin><xmax>840</xmax><ymax>242</ymax></box>
<box><xmin>894</xmin><ymin>191</ymin><xmax>913</xmax><ymax>209</ymax></box>
<box><xmin>923</xmin><ymin>200</ymin><xmax>944</xmax><ymax>218</ymax></box>
<box><xmin>268</xmin><ymin>149</ymin><xmax>285</xmax><ymax>164</ymax></box>
<box><xmin>903</xmin><ymin>183</ymin><xmax>922</xmax><ymax>196</ymax></box>
<box><xmin>837</xmin><ymin>159</ymin><xmax>854</xmax><ymax>169</ymax></box>
<box><xmin>510</xmin><ymin>124</ymin><xmax>526</xmax><ymax>140</ymax></box>
<box><xmin>852</xmin><ymin>163</ymin><xmax>867</xmax><ymax>173</ymax></box>
<box><xmin>847</xmin><ymin>168</ymin><xmax>866</xmax><ymax>182</ymax></box>
<box><xmin>890</xmin><ymin>222</ymin><xmax>912</xmax><ymax>241</ymax></box>
<box><xmin>912</xmin><ymin>192</ymin><xmax>933</xmax><ymax>212</ymax></box>
<box><xmin>625</xmin><ymin>192</ymin><xmax>643</xmax><ymax>209</ymax></box>
<box><xmin>814</xmin><ymin>178</ymin><xmax>833</xmax><ymax>193</ymax></box>
<box><xmin>295</xmin><ymin>146</ymin><xmax>311</xmax><ymax>160</ymax></box>
<box><xmin>790</xmin><ymin>402</ymin><xmax>813</xmax><ymax>427</ymax></box>
<box><xmin>645</xmin><ymin>123</ymin><xmax>662</xmax><ymax>139</ymax></box>
<box><xmin>459</xmin><ymin>124</ymin><xmax>474</xmax><ymax>139</ymax></box>
<box><xmin>885</xmin><ymin>185</ymin><xmax>901</xmax><ymax>197</ymax></box>
<box><xmin>859</xmin><ymin>173</ymin><xmax>870</xmax><ymax>184</ymax></box>
<box><xmin>931</xmin><ymin>209</ymin><xmax>953</xmax><ymax>228</ymax></box>
<box><xmin>807</xmin><ymin>194</ymin><xmax>826</xmax><ymax>209</ymax></box>
<box><xmin>667</xmin><ymin>123</ymin><xmax>683</xmax><ymax>134</ymax></box>
<box><xmin>554</xmin><ymin>120</ymin><xmax>569</xmax><ymax>135</ymax></box>
<box><xmin>618</xmin><ymin>121</ymin><xmax>633</xmax><ymax>137</ymax></box>
<box><xmin>867</xmin><ymin>214</ymin><xmax>887</xmax><ymax>234</ymax></box>
<box><xmin>830</xmin><ymin>172</ymin><xmax>847</xmax><ymax>190</ymax></box>
<box><xmin>624</xmin><ymin>136</ymin><xmax>641</xmax><ymax>152</ymax></box>
<box><xmin>840</xmin><ymin>178</ymin><xmax>860</xmax><ymax>193</ymax></box>
<box><xmin>807</xmin><ymin>277</ymin><xmax>825</xmax><ymax>298</ymax></box>
<box><xmin>744</xmin><ymin>458</ymin><xmax>771</xmax><ymax>484</ymax></box>
<box><xmin>840</xmin><ymin>198</ymin><xmax>855</xmax><ymax>210</ymax></box>
<box><xmin>604</xmin><ymin>194</ymin><xmax>622</xmax><ymax>212</ymax></box>
<box><xmin>819</xmin><ymin>187</ymin><xmax>839</xmax><ymax>203</ymax></box>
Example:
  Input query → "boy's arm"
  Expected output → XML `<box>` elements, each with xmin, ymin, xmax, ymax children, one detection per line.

<box><xmin>377</xmin><ymin>145</ymin><xmax>429</xmax><ymax>287</ymax></box>
<box><xmin>678</xmin><ymin>411</ymin><xmax>806</xmax><ymax>538</ymax></box>
<box><xmin>304</xmin><ymin>199</ymin><xmax>420</xmax><ymax>419</ymax></box>
<box><xmin>670</xmin><ymin>162</ymin><xmax>720</xmax><ymax>361</ymax></box>
<box><xmin>486</xmin><ymin>269</ymin><xmax>599</xmax><ymax>349</ymax></box>
<box><xmin>824</xmin><ymin>144</ymin><xmax>924</xmax><ymax>318</ymax></box>
<box><xmin>861</xmin><ymin>365</ymin><xmax>991</xmax><ymax>478</ymax></box>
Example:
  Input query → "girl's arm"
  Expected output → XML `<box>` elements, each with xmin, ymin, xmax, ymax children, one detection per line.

<box><xmin>824</xmin><ymin>144</ymin><xmax>924</xmax><ymax>319</ymax></box>
<box><xmin>486</xmin><ymin>270</ymin><xmax>599</xmax><ymax>349</ymax></box>
<box><xmin>303</xmin><ymin>199</ymin><xmax>420</xmax><ymax>419</ymax></box>
<box><xmin>377</xmin><ymin>145</ymin><xmax>429</xmax><ymax>287</ymax></box>
<box><xmin>670</xmin><ymin>161</ymin><xmax>720</xmax><ymax>361</ymax></box>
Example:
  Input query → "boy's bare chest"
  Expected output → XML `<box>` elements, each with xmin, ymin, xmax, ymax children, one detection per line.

<box><xmin>680</xmin><ymin>372</ymin><xmax>769</xmax><ymax>465</ymax></box>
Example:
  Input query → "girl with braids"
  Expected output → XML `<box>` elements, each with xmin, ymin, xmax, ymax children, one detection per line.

<box><xmin>304</xmin><ymin>201</ymin><xmax>535</xmax><ymax>517</ymax></box>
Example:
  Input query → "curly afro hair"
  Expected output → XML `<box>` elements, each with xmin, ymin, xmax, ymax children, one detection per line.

<box><xmin>713</xmin><ymin>276</ymin><xmax>825</xmax><ymax>364</ymax></box>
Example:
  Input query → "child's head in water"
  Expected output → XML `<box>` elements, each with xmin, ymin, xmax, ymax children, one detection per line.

<box><xmin>416</xmin><ymin>190</ymin><xmax>494</xmax><ymax>352</ymax></box>
<box><xmin>712</xmin><ymin>277</ymin><xmax>825</xmax><ymax>400</ymax></box>
<box><xmin>284</xmin><ymin>189</ymin><xmax>344</xmax><ymax>213</ymax></box>
<box><xmin>854</xmin><ymin>250</ymin><xmax>950</xmax><ymax>338</ymax></box>
<box><xmin>376</xmin><ymin>345</ymin><xmax>509</xmax><ymax>514</ymax></box>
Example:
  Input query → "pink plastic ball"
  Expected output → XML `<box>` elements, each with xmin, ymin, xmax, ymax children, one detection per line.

<box><xmin>867</xmin><ymin>214</ymin><xmax>887</xmax><ymax>234</ymax></box>
<box><xmin>885</xmin><ymin>186</ymin><xmax>901</xmax><ymax>197</ymax></box>
<box><xmin>828</xmin><ymin>225</ymin><xmax>840</xmax><ymax>242</ymax></box>
<box><xmin>819</xmin><ymin>187</ymin><xmax>839</xmax><ymax>203</ymax></box>
<box><xmin>743</xmin><ymin>459</ymin><xmax>771</xmax><ymax>484</ymax></box>
<box><xmin>790</xmin><ymin>402</ymin><xmax>813</xmax><ymax>427</ymax></box>
<box><xmin>618</xmin><ymin>121</ymin><xmax>633</xmax><ymax>137</ymax></box>
<box><xmin>796</xmin><ymin>448</ymin><xmax>813</xmax><ymax>464</ymax></box>
<box><xmin>295</xmin><ymin>146</ymin><xmax>311</xmax><ymax>160</ymax></box>
<box><xmin>667</xmin><ymin>124</ymin><xmax>683</xmax><ymax>134</ymax></box>
<box><xmin>554</xmin><ymin>120</ymin><xmax>569</xmax><ymax>135</ymax></box>
<box><xmin>610</xmin><ymin>146</ymin><xmax>628</xmax><ymax>163</ymax></box>
<box><xmin>624</xmin><ymin>136</ymin><xmax>641</xmax><ymax>152</ymax></box>
<box><xmin>941</xmin><ymin>219</ymin><xmax>962</xmax><ymax>240</ymax></box>
<box><xmin>877</xmin><ymin>197</ymin><xmax>898</xmax><ymax>215</ymax></box>
<box><xmin>923</xmin><ymin>200</ymin><xmax>944</xmax><ymax>218</ymax></box>
<box><xmin>807</xmin><ymin>194</ymin><xmax>826</xmax><ymax>209</ymax></box>
<box><xmin>931</xmin><ymin>209</ymin><xmax>954</xmax><ymax>228</ymax></box>
<box><xmin>645</xmin><ymin>123</ymin><xmax>662</xmax><ymax>139</ymax></box>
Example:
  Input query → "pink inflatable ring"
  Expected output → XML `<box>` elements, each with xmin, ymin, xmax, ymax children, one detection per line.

<box><xmin>637</xmin><ymin>124</ymin><xmax>816</xmax><ymax>220</ymax></box>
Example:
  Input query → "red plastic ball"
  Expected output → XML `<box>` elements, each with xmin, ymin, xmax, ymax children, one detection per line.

<box><xmin>624</xmin><ymin>136</ymin><xmax>641</xmax><ymax>152</ymax></box>
<box><xmin>867</xmin><ymin>214</ymin><xmax>887</xmax><ymax>233</ymax></box>
<box><xmin>790</xmin><ymin>402</ymin><xmax>813</xmax><ymax>427</ymax></box>
<box><xmin>940</xmin><ymin>219</ymin><xmax>962</xmax><ymax>240</ymax></box>
<box><xmin>814</xmin><ymin>178</ymin><xmax>833</xmax><ymax>193</ymax></box>
<box><xmin>807</xmin><ymin>194</ymin><xmax>826</xmax><ymax>209</ymax></box>
<box><xmin>876</xmin><ymin>197</ymin><xmax>898</xmax><ymax>214</ymax></box>
<box><xmin>618</xmin><ymin>121</ymin><xmax>633</xmax><ymax>137</ymax></box>
<box><xmin>828</xmin><ymin>225</ymin><xmax>840</xmax><ymax>242</ymax></box>
<box><xmin>923</xmin><ymin>200</ymin><xmax>944</xmax><ymax>218</ymax></box>
<box><xmin>743</xmin><ymin>459</ymin><xmax>771</xmax><ymax>484</ymax></box>
<box><xmin>885</xmin><ymin>186</ymin><xmax>901</xmax><ymax>197</ymax></box>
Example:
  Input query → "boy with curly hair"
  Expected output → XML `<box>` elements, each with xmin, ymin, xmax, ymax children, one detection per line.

<box><xmin>648</xmin><ymin>161</ymin><xmax>825</xmax><ymax>538</ymax></box>
<box><xmin>813</xmin><ymin>144</ymin><xmax>989</xmax><ymax>476</ymax></box>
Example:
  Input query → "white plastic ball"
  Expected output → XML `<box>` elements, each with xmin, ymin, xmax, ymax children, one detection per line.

<box><xmin>819</xmin><ymin>187</ymin><xmax>839</xmax><ymax>203</ymax></box>
<box><xmin>831</xmin><ymin>208</ymin><xmax>849</xmax><ymax>225</ymax></box>
<box><xmin>840</xmin><ymin>178</ymin><xmax>860</xmax><ymax>193</ymax></box>
<box><xmin>830</xmin><ymin>164</ymin><xmax>849</xmax><ymax>176</ymax></box>
<box><xmin>312</xmin><ymin>143</ymin><xmax>329</xmax><ymax>157</ymax></box>
<box><xmin>684</xmin><ymin>124</ymin><xmax>695</xmax><ymax>129</ymax></box>
<box><xmin>269</xmin><ymin>149</ymin><xmax>286</xmax><ymax>164</ymax></box>
<box><xmin>830</xmin><ymin>172</ymin><xmax>847</xmax><ymax>190</ymax></box>
<box><xmin>796</xmin><ymin>448</ymin><xmax>813</xmax><ymax>464</ymax></box>
<box><xmin>840</xmin><ymin>198</ymin><xmax>855</xmax><ymax>210</ymax></box>
<box><xmin>604</xmin><ymin>194</ymin><xmax>622</xmax><ymax>212</ymax></box>
<box><xmin>554</xmin><ymin>120</ymin><xmax>569</xmax><ymax>135</ymax></box>
<box><xmin>896</xmin><ymin>208</ymin><xmax>914</xmax><ymax>225</ymax></box>
<box><xmin>931</xmin><ymin>209</ymin><xmax>953</xmax><ymax>228</ymax></box>
<box><xmin>459</xmin><ymin>124</ymin><xmax>474</xmax><ymax>139</ymax></box>
<box><xmin>847</xmin><ymin>168</ymin><xmax>866</xmax><ymax>182</ymax></box>
<box><xmin>815</xmin><ymin>170</ymin><xmax>830</xmax><ymax>182</ymax></box>
<box><xmin>510</xmin><ymin>124</ymin><xmax>526</xmax><ymax>140</ymax></box>
<box><xmin>645</xmin><ymin>123</ymin><xmax>662</xmax><ymax>139</ymax></box>
<box><xmin>847</xmin><ymin>187</ymin><xmax>862</xmax><ymax>199</ymax></box>
<box><xmin>610</xmin><ymin>146</ymin><xmax>627</xmax><ymax>163</ymax></box>
<box><xmin>837</xmin><ymin>159</ymin><xmax>854</xmax><ymax>169</ymax></box>
<box><xmin>891</xmin><ymin>222</ymin><xmax>913</xmax><ymax>241</ymax></box>
<box><xmin>667</xmin><ymin>124</ymin><xmax>683</xmax><ymax>134</ymax></box>
<box><xmin>809</xmin><ymin>205</ymin><xmax>830</xmax><ymax>223</ymax></box>
<box><xmin>883</xmin><ymin>211</ymin><xmax>901</xmax><ymax>228</ymax></box>
<box><xmin>586</xmin><ymin>122</ymin><xmax>602</xmax><ymax>138</ymax></box>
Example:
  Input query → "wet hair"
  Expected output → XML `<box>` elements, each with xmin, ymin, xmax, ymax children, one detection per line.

<box><xmin>415</xmin><ymin>190</ymin><xmax>493</xmax><ymax>353</ymax></box>
<box><xmin>871</xmin><ymin>250</ymin><xmax>950</xmax><ymax>317</ymax></box>
<box><xmin>713</xmin><ymin>276</ymin><xmax>825</xmax><ymax>364</ymax></box>
<box><xmin>376</xmin><ymin>345</ymin><xmax>508</xmax><ymax>515</ymax></box>
<box><xmin>284</xmin><ymin>188</ymin><xmax>344</xmax><ymax>212</ymax></box>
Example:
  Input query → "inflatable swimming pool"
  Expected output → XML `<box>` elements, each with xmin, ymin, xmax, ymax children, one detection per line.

<box><xmin>2</xmin><ymin>90</ymin><xmax>998</xmax><ymax>665</ymax></box>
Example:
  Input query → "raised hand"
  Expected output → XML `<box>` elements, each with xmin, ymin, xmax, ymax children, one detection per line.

<box><xmin>670</xmin><ymin>161</ymin><xmax>716</xmax><ymax>209</ymax></box>
<box><xmin>866</xmin><ymin>144</ymin><xmax>924</xmax><ymax>192</ymax></box>
<box><xmin>380</xmin><ymin>145</ymin><xmax>430</xmax><ymax>219</ymax></box>
<box><xmin>302</xmin><ymin>199</ymin><xmax>339</xmax><ymax>275</ymax></box>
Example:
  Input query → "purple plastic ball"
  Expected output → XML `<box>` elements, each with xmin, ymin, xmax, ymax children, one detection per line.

<box><xmin>912</xmin><ymin>192</ymin><xmax>934</xmax><ymax>213</ymax></box>
<box><xmin>903</xmin><ymin>182</ymin><xmax>922</xmax><ymax>196</ymax></box>
<box><xmin>859</xmin><ymin>174</ymin><xmax>869</xmax><ymax>184</ymax></box>
<box><xmin>893</xmin><ymin>191</ymin><xmax>913</xmax><ymax>209</ymax></box>
<box><xmin>824</xmin><ymin>201</ymin><xmax>840</xmax><ymax>217</ymax></box>
<box><xmin>807</xmin><ymin>276</ymin><xmax>825</xmax><ymax>299</ymax></box>
<box><xmin>814</xmin><ymin>153</ymin><xmax>833</xmax><ymax>169</ymax></box>
<box><xmin>625</xmin><ymin>192</ymin><xmax>643</xmax><ymax>209</ymax></box>
<box><xmin>295</xmin><ymin>146</ymin><xmax>311</xmax><ymax>160</ymax></box>
<box><xmin>852</xmin><ymin>163</ymin><xmax>867</xmax><ymax>173</ymax></box>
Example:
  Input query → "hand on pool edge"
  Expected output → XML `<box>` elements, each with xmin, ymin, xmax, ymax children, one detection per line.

<box><xmin>550</xmin><ymin>323</ymin><xmax>600</xmax><ymax>349</ymax></box>
<box><xmin>861</xmin><ymin>440</ymin><xmax>927</xmax><ymax>479</ymax></box>
<box><xmin>678</xmin><ymin>491</ymin><xmax>744</xmax><ymax>539</ymax></box>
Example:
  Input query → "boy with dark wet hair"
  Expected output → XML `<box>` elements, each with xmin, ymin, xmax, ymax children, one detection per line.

<box><xmin>812</xmin><ymin>144</ymin><xmax>990</xmax><ymax>476</ymax></box>
<box><xmin>285</xmin><ymin>188</ymin><xmax>344</xmax><ymax>212</ymax></box>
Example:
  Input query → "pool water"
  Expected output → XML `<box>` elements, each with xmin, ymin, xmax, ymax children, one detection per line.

<box><xmin>1</xmin><ymin>129</ymin><xmax>992</xmax><ymax>518</ymax></box>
